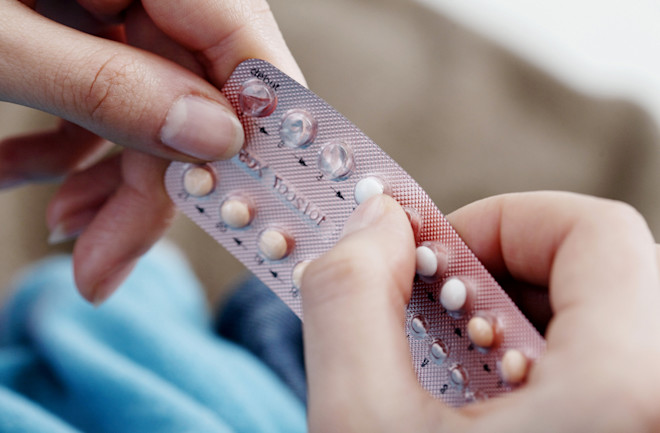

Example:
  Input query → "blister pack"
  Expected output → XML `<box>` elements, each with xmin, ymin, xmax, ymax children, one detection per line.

<box><xmin>164</xmin><ymin>59</ymin><xmax>545</xmax><ymax>406</ymax></box>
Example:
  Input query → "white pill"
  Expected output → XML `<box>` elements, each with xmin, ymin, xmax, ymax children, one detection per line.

<box><xmin>416</xmin><ymin>246</ymin><xmax>438</xmax><ymax>277</ymax></box>
<box><xmin>501</xmin><ymin>349</ymin><xmax>529</xmax><ymax>385</ymax></box>
<box><xmin>354</xmin><ymin>176</ymin><xmax>386</xmax><ymax>204</ymax></box>
<box><xmin>429</xmin><ymin>340</ymin><xmax>449</xmax><ymax>364</ymax></box>
<box><xmin>449</xmin><ymin>365</ymin><xmax>468</xmax><ymax>387</ymax></box>
<box><xmin>257</xmin><ymin>229</ymin><xmax>292</xmax><ymax>261</ymax></box>
<box><xmin>239</xmin><ymin>78</ymin><xmax>277</xmax><ymax>117</ymax></box>
<box><xmin>280</xmin><ymin>109</ymin><xmax>317</xmax><ymax>148</ymax></box>
<box><xmin>410</xmin><ymin>315</ymin><xmax>429</xmax><ymax>339</ymax></box>
<box><xmin>440</xmin><ymin>277</ymin><xmax>468</xmax><ymax>312</ymax></box>
<box><xmin>467</xmin><ymin>316</ymin><xmax>495</xmax><ymax>348</ymax></box>
<box><xmin>318</xmin><ymin>140</ymin><xmax>354</xmax><ymax>180</ymax></box>
<box><xmin>220</xmin><ymin>198</ymin><xmax>253</xmax><ymax>229</ymax></box>
<box><xmin>183</xmin><ymin>166</ymin><xmax>215</xmax><ymax>197</ymax></box>
<box><xmin>291</xmin><ymin>260</ymin><xmax>311</xmax><ymax>289</ymax></box>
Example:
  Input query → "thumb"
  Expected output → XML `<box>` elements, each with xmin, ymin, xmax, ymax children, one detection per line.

<box><xmin>301</xmin><ymin>195</ymin><xmax>438</xmax><ymax>431</ymax></box>
<box><xmin>0</xmin><ymin>3</ymin><xmax>243</xmax><ymax>161</ymax></box>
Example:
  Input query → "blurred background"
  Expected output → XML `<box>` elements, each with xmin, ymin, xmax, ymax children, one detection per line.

<box><xmin>421</xmin><ymin>0</ymin><xmax>660</xmax><ymax>125</ymax></box>
<box><xmin>0</xmin><ymin>0</ymin><xmax>658</xmax><ymax>306</ymax></box>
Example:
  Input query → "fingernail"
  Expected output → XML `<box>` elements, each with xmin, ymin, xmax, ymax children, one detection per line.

<box><xmin>47</xmin><ymin>209</ymin><xmax>96</xmax><ymax>245</ymax></box>
<box><xmin>74</xmin><ymin>141</ymin><xmax>116</xmax><ymax>171</ymax></box>
<box><xmin>341</xmin><ymin>194</ymin><xmax>388</xmax><ymax>237</ymax></box>
<box><xmin>90</xmin><ymin>261</ymin><xmax>136</xmax><ymax>307</ymax></box>
<box><xmin>160</xmin><ymin>95</ymin><xmax>244</xmax><ymax>160</ymax></box>
<box><xmin>48</xmin><ymin>224</ymin><xmax>75</xmax><ymax>245</ymax></box>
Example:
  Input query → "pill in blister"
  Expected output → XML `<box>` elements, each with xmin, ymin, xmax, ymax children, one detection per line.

<box><xmin>467</xmin><ymin>315</ymin><xmax>497</xmax><ymax>349</ymax></box>
<box><xmin>449</xmin><ymin>364</ymin><xmax>468</xmax><ymax>388</ymax></box>
<box><xmin>220</xmin><ymin>197</ymin><xmax>254</xmax><ymax>229</ymax></box>
<box><xmin>416</xmin><ymin>246</ymin><xmax>437</xmax><ymax>277</ymax></box>
<box><xmin>183</xmin><ymin>165</ymin><xmax>215</xmax><ymax>197</ymax></box>
<box><xmin>165</xmin><ymin>59</ymin><xmax>547</xmax><ymax>406</ymax></box>
<box><xmin>354</xmin><ymin>176</ymin><xmax>390</xmax><ymax>205</ymax></box>
<box><xmin>280</xmin><ymin>109</ymin><xmax>318</xmax><ymax>148</ymax></box>
<box><xmin>429</xmin><ymin>339</ymin><xmax>449</xmax><ymax>364</ymax></box>
<box><xmin>317</xmin><ymin>140</ymin><xmax>354</xmax><ymax>180</ymax></box>
<box><xmin>239</xmin><ymin>78</ymin><xmax>278</xmax><ymax>117</ymax></box>
<box><xmin>415</xmin><ymin>241</ymin><xmax>449</xmax><ymax>281</ymax></box>
<box><xmin>257</xmin><ymin>228</ymin><xmax>293</xmax><ymax>261</ymax></box>
<box><xmin>291</xmin><ymin>260</ymin><xmax>312</xmax><ymax>289</ymax></box>
<box><xmin>500</xmin><ymin>349</ymin><xmax>530</xmax><ymax>385</ymax></box>
<box><xmin>440</xmin><ymin>277</ymin><xmax>471</xmax><ymax>314</ymax></box>
<box><xmin>409</xmin><ymin>314</ymin><xmax>429</xmax><ymax>339</ymax></box>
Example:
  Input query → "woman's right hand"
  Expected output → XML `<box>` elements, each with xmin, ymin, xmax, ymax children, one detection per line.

<box><xmin>301</xmin><ymin>191</ymin><xmax>660</xmax><ymax>432</ymax></box>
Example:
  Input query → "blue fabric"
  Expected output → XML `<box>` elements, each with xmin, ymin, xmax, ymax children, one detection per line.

<box><xmin>216</xmin><ymin>277</ymin><xmax>306</xmax><ymax>403</ymax></box>
<box><xmin>0</xmin><ymin>243</ymin><xmax>306</xmax><ymax>433</ymax></box>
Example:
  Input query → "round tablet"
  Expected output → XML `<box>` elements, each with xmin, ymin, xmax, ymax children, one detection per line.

<box><xmin>354</xmin><ymin>176</ymin><xmax>387</xmax><ymax>205</ymax></box>
<box><xmin>317</xmin><ymin>140</ymin><xmax>354</xmax><ymax>180</ymax></box>
<box><xmin>409</xmin><ymin>315</ymin><xmax>429</xmax><ymax>339</ymax></box>
<box><xmin>429</xmin><ymin>340</ymin><xmax>449</xmax><ymax>364</ymax></box>
<box><xmin>501</xmin><ymin>349</ymin><xmax>529</xmax><ymax>385</ymax></box>
<box><xmin>220</xmin><ymin>198</ymin><xmax>253</xmax><ymax>229</ymax></box>
<box><xmin>257</xmin><ymin>229</ymin><xmax>292</xmax><ymax>261</ymax></box>
<box><xmin>183</xmin><ymin>166</ymin><xmax>215</xmax><ymax>197</ymax></box>
<box><xmin>439</xmin><ymin>277</ymin><xmax>468</xmax><ymax>312</ymax></box>
<box><xmin>449</xmin><ymin>364</ymin><xmax>468</xmax><ymax>388</ymax></box>
<box><xmin>467</xmin><ymin>316</ymin><xmax>495</xmax><ymax>348</ymax></box>
<box><xmin>239</xmin><ymin>78</ymin><xmax>277</xmax><ymax>117</ymax></box>
<box><xmin>280</xmin><ymin>109</ymin><xmax>317</xmax><ymax>148</ymax></box>
<box><xmin>416</xmin><ymin>246</ymin><xmax>438</xmax><ymax>277</ymax></box>
<box><xmin>291</xmin><ymin>260</ymin><xmax>312</xmax><ymax>289</ymax></box>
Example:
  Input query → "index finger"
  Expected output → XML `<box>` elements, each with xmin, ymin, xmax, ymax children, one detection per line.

<box><xmin>138</xmin><ymin>0</ymin><xmax>305</xmax><ymax>85</ymax></box>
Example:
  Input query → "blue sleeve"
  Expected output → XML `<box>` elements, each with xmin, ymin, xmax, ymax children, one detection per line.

<box><xmin>0</xmin><ymin>242</ymin><xmax>307</xmax><ymax>433</ymax></box>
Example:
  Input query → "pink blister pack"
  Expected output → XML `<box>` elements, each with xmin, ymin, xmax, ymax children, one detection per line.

<box><xmin>164</xmin><ymin>59</ymin><xmax>545</xmax><ymax>407</ymax></box>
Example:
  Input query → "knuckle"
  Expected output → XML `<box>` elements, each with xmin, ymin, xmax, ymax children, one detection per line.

<box><xmin>595</xmin><ymin>200</ymin><xmax>647</xmax><ymax>230</ymax></box>
<box><xmin>83</xmin><ymin>53</ymin><xmax>142</xmax><ymax>122</ymax></box>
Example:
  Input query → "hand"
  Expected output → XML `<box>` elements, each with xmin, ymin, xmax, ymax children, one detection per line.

<box><xmin>301</xmin><ymin>192</ymin><xmax>660</xmax><ymax>432</ymax></box>
<box><xmin>0</xmin><ymin>0</ymin><xmax>303</xmax><ymax>303</ymax></box>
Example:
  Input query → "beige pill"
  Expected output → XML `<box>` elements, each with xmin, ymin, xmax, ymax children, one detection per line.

<box><xmin>291</xmin><ymin>260</ymin><xmax>311</xmax><ymax>289</ymax></box>
<box><xmin>501</xmin><ymin>349</ymin><xmax>529</xmax><ymax>385</ymax></box>
<box><xmin>220</xmin><ymin>198</ymin><xmax>253</xmax><ymax>229</ymax></box>
<box><xmin>258</xmin><ymin>229</ymin><xmax>292</xmax><ymax>261</ymax></box>
<box><xmin>183</xmin><ymin>166</ymin><xmax>215</xmax><ymax>197</ymax></box>
<box><xmin>467</xmin><ymin>316</ymin><xmax>495</xmax><ymax>348</ymax></box>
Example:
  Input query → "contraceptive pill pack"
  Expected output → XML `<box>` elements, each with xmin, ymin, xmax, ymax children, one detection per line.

<box><xmin>164</xmin><ymin>59</ymin><xmax>545</xmax><ymax>406</ymax></box>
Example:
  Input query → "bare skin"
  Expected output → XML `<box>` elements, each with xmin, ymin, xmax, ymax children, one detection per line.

<box><xmin>302</xmin><ymin>192</ymin><xmax>660</xmax><ymax>433</ymax></box>
<box><xmin>0</xmin><ymin>0</ymin><xmax>303</xmax><ymax>303</ymax></box>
